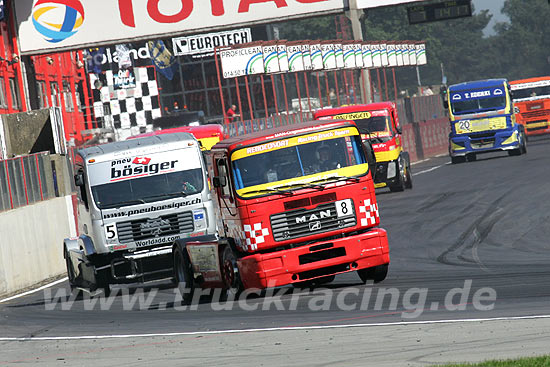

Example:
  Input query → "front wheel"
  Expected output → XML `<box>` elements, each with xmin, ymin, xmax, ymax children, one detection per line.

<box><xmin>221</xmin><ymin>246</ymin><xmax>244</xmax><ymax>299</ymax></box>
<box><xmin>389</xmin><ymin>161</ymin><xmax>405</xmax><ymax>192</ymax></box>
<box><xmin>358</xmin><ymin>264</ymin><xmax>388</xmax><ymax>284</ymax></box>
<box><xmin>174</xmin><ymin>247</ymin><xmax>194</xmax><ymax>304</ymax></box>
<box><xmin>64</xmin><ymin>249</ymin><xmax>82</xmax><ymax>298</ymax></box>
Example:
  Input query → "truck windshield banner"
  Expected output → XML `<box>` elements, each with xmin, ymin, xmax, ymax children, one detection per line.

<box><xmin>88</xmin><ymin>148</ymin><xmax>201</xmax><ymax>186</ymax></box>
<box><xmin>451</xmin><ymin>87</ymin><xmax>505</xmax><ymax>102</ymax></box>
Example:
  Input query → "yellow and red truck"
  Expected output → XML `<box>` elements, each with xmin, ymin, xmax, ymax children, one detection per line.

<box><xmin>510</xmin><ymin>76</ymin><xmax>550</xmax><ymax>136</ymax></box>
<box><xmin>172</xmin><ymin>119</ymin><xmax>390</xmax><ymax>299</ymax></box>
<box><xmin>314</xmin><ymin>102</ymin><xmax>412</xmax><ymax>192</ymax></box>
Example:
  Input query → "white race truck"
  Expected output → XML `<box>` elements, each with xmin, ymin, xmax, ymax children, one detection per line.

<box><xmin>64</xmin><ymin>133</ymin><xmax>216</xmax><ymax>295</ymax></box>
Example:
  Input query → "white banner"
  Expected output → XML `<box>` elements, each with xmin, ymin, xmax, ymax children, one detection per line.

<box><xmin>277</xmin><ymin>43</ymin><xmax>289</xmax><ymax>73</ymax></box>
<box><xmin>334</xmin><ymin>42</ymin><xmax>344</xmax><ymax>69</ymax></box>
<box><xmin>379</xmin><ymin>42</ymin><xmax>389</xmax><ymax>67</ymax></box>
<box><xmin>343</xmin><ymin>43</ymin><xmax>356</xmax><ymax>69</ymax></box>
<box><xmin>301</xmin><ymin>44</ymin><xmax>312</xmax><ymax>70</ymax></box>
<box><xmin>416</xmin><ymin>43</ymin><xmax>427</xmax><ymax>65</ymax></box>
<box><xmin>396</xmin><ymin>43</ymin><xmax>404</xmax><ymax>67</ymax></box>
<box><xmin>220</xmin><ymin>45</ymin><xmax>264</xmax><ymax>79</ymax></box>
<box><xmin>401</xmin><ymin>43</ymin><xmax>410</xmax><ymax>66</ymax></box>
<box><xmin>387</xmin><ymin>43</ymin><xmax>397</xmax><ymax>67</ymax></box>
<box><xmin>262</xmin><ymin>42</ymin><xmax>280</xmax><ymax>74</ymax></box>
<box><xmin>354</xmin><ymin>43</ymin><xmax>363</xmax><ymax>68</ymax></box>
<box><xmin>408</xmin><ymin>43</ymin><xmax>417</xmax><ymax>65</ymax></box>
<box><xmin>172</xmin><ymin>28</ymin><xmax>252</xmax><ymax>56</ymax></box>
<box><xmin>372</xmin><ymin>43</ymin><xmax>382</xmax><ymax>68</ymax></box>
<box><xmin>16</xmin><ymin>0</ymin><xmax>344</xmax><ymax>55</ymax></box>
<box><xmin>321</xmin><ymin>43</ymin><xmax>336</xmax><ymax>69</ymax></box>
<box><xmin>310</xmin><ymin>43</ymin><xmax>324</xmax><ymax>70</ymax></box>
<box><xmin>362</xmin><ymin>44</ymin><xmax>373</xmax><ymax>68</ymax></box>
<box><xmin>287</xmin><ymin>44</ymin><xmax>305</xmax><ymax>72</ymax></box>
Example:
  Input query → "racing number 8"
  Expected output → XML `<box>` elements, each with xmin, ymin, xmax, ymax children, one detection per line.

<box><xmin>336</xmin><ymin>199</ymin><xmax>353</xmax><ymax>217</ymax></box>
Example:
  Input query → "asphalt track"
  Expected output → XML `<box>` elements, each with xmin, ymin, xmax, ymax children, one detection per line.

<box><xmin>2</xmin><ymin>136</ymin><xmax>550</xmax><ymax>366</ymax></box>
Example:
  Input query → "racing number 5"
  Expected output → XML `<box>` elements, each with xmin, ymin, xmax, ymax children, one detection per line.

<box><xmin>105</xmin><ymin>224</ymin><xmax>118</xmax><ymax>240</ymax></box>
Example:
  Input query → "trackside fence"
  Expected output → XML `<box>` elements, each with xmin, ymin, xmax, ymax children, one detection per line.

<box><xmin>0</xmin><ymin>152</ymin><xmax>63</xmax><ymax>212</ymax></box>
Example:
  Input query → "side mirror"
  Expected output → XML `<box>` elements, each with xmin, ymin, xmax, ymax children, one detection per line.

<box><xmin>212</xmin><ymin>176</ymin><xmax>227</xmax><ymax>188</ymax></box>
<box><xmin>74</xmin><ymin>173</ymin><xmax>84</xmax><ymax>187</ymax></box>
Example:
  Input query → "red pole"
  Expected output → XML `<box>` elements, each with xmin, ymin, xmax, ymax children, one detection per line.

<box><xmin>317</xmin><ymin>73</ymin><xmax>324</xmax><ymax>108</ymax></box>
<box><xmin>214</xmin><ymin>48</ymin><xmax>227</xmax><ymax>123</ymax></box>
<box><xmin>244</xmin><ymin>76</ymin><xmax>254</xmax><ymax>121</ymax></box>
<box><xmin>369</xmin><ymin>69</ymin><xmax>376</xmax><ymax>103</ymax></box>
<box><xmin>5</xmin><ymin>159</ymin><xmax>13</xmax><ymax>209</ymax></box>
<box><xmin>343</xmin><ymin>71</ymin><xmax>350</xmax><ymax>104</ymax></box>
<box><xmin>295</xmin><ymin>73</ymin><xmax>303</xmax><ymax>122</ymax></box>
<box><xmin>361</xmin><ymin>70</ymin><xmax>368</xmax><ymax>104</ymax></box>
<box><xmin>392</xmin><ymin>68</ymin><xmax>398</xmax><ymax>101</ymax></box>
<box><xmin>383</xmin><ymin>68</ymin><xmax>389</xmax><ymax>101</ymax></box>
<box><xmin>303</xmin><ymin>72</ymin><xmax>312</xmax><ymax>113</ymax></box>
<box><xmin>235</xmin><ymin>77</ymin><xmax>245</xmax><ymax>134</ymax></box>
<box><xmin>334</xmin><ymin>71</ymin><xmax>341</xmax><ymax>106</ymax></box>
<box><xmin>376</xmin><ymin>69</ymin><xmax>383</xmax><ymax>102</ymax></box>
<box><xmin>35</xmin><ymin>154</ymin><xmax>44</xmax><ymax>201</ymax></box>
<box><xmin>20</xmin><ymin>157</ymin><xmax>29</xmax><ymax>205</ymax></box>
<box><xmin>281</xmin><ymin>74</ymin><xmax>290</xmax><ymax>125</ymax></box>
<box><xmin>325</xmin><ymin>73</ymin><xmax>331</xmax><ymax>107</ymax></box>
<box><xmin>350</xmin><ymin>70</ymin><xmax>357</xmax><ymax>104</ymax></box>
<box><xmin>270</xmin><ymin>74</ymin><xmax>283</xmax><ymax>127</ymax></box>
<box><xmin>260</xmin><ymin>74</ymin><xmax>269</xmax><ymax>119</ymax></box>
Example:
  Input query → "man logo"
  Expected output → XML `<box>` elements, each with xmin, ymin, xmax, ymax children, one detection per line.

<box><xmin>32</xmin><ymin>0</ymin><xmax>85</xmax><ymax>43</ymax></box>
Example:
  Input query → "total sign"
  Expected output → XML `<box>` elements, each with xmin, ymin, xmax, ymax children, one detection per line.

<box><xmin>16</xmin><ymin>0</ymin><xmax>344</xmax><ymax>55</ymax></box>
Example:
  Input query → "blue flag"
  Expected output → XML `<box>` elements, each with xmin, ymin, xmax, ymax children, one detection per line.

<box><xmin>147</xmin><ymin>40</ymin><xmax>176</xmax><ymax>80</ymax></box>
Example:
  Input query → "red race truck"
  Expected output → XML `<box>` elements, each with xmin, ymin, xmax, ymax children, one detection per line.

<box><xmin>172</xmin><ymin>119</ymin><xmax>390</xmax><ymax>300</ymax></box>
<box><xmin>510</xmin><ymin>76</ymin><xmax>550</xmax><ymax>136</ymax></box>
<box><xmin>314</xmin><ymin>102</ymin><xmax>412</xmax><ymax>192</ymax></box>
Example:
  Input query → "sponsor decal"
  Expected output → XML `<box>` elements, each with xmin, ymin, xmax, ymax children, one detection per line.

<box><xmin>32</xmin><ymin>0</ymin><xmax>85</xmax><ymax>43</ymax></box>
<box><xmin>110</xmin><ymin>157</ymin><xmax>178</xmax><ymax>181</ymax></box>
<box><xmin>136</xmin><ymin>235</ymin><xmax>179</xmax><ymax>247</ymax></box>
<box><xmin>102</xmin><ymin>198</ymin><xmax>202</xmax><ymax>219</ymax></box>
<box><xmin>295</xmin><ymin>210</ymin><xmax>331</xmax><ymax>224</ymax></box>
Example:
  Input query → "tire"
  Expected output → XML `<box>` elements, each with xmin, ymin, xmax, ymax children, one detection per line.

<box><xmin>358</xmin><ymin>264</ymin><xmax>389</xmax><ymax>284</ymax></box>
<box><xmin>466</xmin><ymin>153</ymin><xmax>477</xmax><ymax>162</ymax></box>
<box><xmin>451</xmin><ymin>155</ymin><xmax>466</xmax><ymax>164</ymax></box>
<box><xmin>221</xmin><ymin>246</ymin><xmax>244</xmax><ymax>299</ymax></box>
<box><xmin>404</xmin><ymin>155</ymin><xmax>413</xmax><ymax>190</ymax></box>
<box><xmin>174</xmin><ymin>247</ymin><xmax>194</xmax><ymax>304</ymax></box>
<box><xmin>293</xmin><ymin>275</ymin><xmax>335</xmax><ymax>289</ymax></box>
<box><xmin>508</xmin><ymin>129</ymin><xmax>525</xmax><ymax>156</ymax></box>
<box><xmin>521</xmin><ymin>130</ymin><xmax>527</xmax><ymax>154</ymax></box>
<box><xmin>64</xmin><ymin>249</ymin><xmax>82</xmax><ymax>298</ymax></box>
<box><xmin>389</xmin><ymin>161</ymin><xmax>405</xmax><ymax>192</ymax></box>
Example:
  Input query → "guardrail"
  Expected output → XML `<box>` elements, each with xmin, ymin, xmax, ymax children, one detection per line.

<box><xmin>0</xmin><ymin>152</ymin><xmax>57</xmax><ymax>212</ymax></box>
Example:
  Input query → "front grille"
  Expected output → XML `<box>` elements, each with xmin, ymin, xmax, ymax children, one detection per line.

<box><xmin>469</xmin><ymin>132</ymin><xmax>496</xmax><ymax>139</ymax></box>
<box><xmin>522</xmin><ymin>109</ymin><xmax>550</xmax><ymax>119</ymax></box>
<box><xmin>116</xmin><ymin>211</ymin><xmax>194</xmax><ymax>243</ymax></box>
<box><xmin>271</xmin><ymin>201</ymin><xmax>356</xmax><ymax>242</ymax></box>
<box><xmin>526</xmin><ymin>125</ymin><xmax>549</xmax><ymax>132</ymax></box>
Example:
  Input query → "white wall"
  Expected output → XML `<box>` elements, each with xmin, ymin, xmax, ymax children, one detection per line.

<box><xmin>0</xmin><ymin>196</ymin><xmax>76</xmax><ymax>297</ymax></box>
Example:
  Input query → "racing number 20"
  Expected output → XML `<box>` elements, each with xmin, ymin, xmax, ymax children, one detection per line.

<box><xmin>458</xmin><ymin>120</ymin><xmax>471</xmax><ymax>131</ymax></box>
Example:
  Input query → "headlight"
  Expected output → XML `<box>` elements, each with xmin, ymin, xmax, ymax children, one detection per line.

<box><xmin>514</xmin><ymin>106</ymin><xmax>520</xmax><ymax>114</ymax></box>
<box><xmin>387</xmin><ymin>161</ymin><xmax>396</xmax><ymax>179</ymax></box>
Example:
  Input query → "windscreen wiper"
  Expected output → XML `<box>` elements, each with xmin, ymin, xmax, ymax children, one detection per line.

<box><xmin>142</xmin><ymin>191</ymin><xmax>190</xmax><ymax>202</ymax></box>
<box><xmin>309</xmin><ymin>175</ymin><xmax>360</xmax><ymax>185</ymax></box>
<box><xmin>241</xmin><ymin>188</ymin><xmax>294</xmax><ymax>197</ymax></box>
<box><xmin>272</xmin><ymin>182</ymin><xmax>325</xmax><ymax>192</ymax></box>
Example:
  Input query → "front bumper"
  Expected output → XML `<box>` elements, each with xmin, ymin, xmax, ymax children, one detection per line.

<box><xmin>237</xmin><ymin>228</ymin><xmax>389</xmax><ymax>289</ymax></box>
<box><xmin>524</xmin><ymin>120</ymin><xmax>550</xmax><ymax>136</ymax></box>
<box><xmin>449</xmin><ymin>129</ymin><xmax>520</xmax><ymax>156</ymax></box>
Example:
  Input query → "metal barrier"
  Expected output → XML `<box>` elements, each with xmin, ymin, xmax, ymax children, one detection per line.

<box><xmin>0</xmin><ymin>152</ymin><xmax>56</xmax><ymax>212</ymax></box>
<box><xmin>224</xmin><ymin>111</ymin><xmax>313</xmax><ymax>137</ymax></box>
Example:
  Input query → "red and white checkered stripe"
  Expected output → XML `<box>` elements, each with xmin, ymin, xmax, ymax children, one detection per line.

<box><xmin>358</xmin><ymin>199</ymin><xmax>379</xmax><ymax>227</ymax></box>
<box><xmin>243</xmin><ymin>223</ymin><xmax>270</xmax><ymax>251</ymax></box>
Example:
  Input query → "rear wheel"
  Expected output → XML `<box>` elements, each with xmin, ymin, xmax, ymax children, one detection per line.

<box><xmin>221</xmin><ymin>246</ymin><xmax>243</xmax><ymax>299</ymax></box>
<box><xmin>358</xmin><ymin>264</ymin><xmax>389</xmax><ymax>284</ymax></box>
<box><xmin>174</xmin><ymin>247</ymin><xmax>194</xmax><ymax>304</ymax></box>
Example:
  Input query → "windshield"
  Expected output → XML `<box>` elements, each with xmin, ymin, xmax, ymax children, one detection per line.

<box><xmin>87</xmin><ymin>147</ymin><xmax>204</xmax><ymax>209</ymax></box>
<box><xmin>512</xmin><ymin>85</ymin><xmax>550</xmax><ymax>101</ymax></box>
<box><xmin>91</xmin><ymin>168</ymin><xmax>203</xmax><ymax>209</ymax></box>
<box><xmin>451</xmin><ymin>95</ymin><xmax>507</xmax><ymax>115</ymax></box>
<box><xmin>231</xmin><ymin>127</ymin><xmax>367</xmax><ymax>198</ymax></box>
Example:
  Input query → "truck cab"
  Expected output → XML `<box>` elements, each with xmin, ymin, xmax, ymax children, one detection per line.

<box><xmin>447</xmin><ymin>79</ymin><xmax>527</xmax><ymax>163</ymax></box>
<box><xmin>314</xmin><ymin>102</ymin><xmax>412</xmax><ymax>192</ymax></box>
<box><xmin>64</xmin><ymin>133</ymin><xmax>216</xmax><ymax>295</ymax></box>
<box><xmin>510</xmin><ymin>76</ymin><xmax>550</xmax><ymax>136</ymax></box>
<box><xmin>173</xmin><ymin>120</ymin><xmax>390</xmax><ymax>297</ymax></box>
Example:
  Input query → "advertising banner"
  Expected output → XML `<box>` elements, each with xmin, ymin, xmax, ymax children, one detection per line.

<box><xmin>372</xmin><ymin>43</ymin><xmax>382</xmax><ymax>68</ymax></box>
<box><xmin>343</xmin><ymin>43</ymin><xmax>356</xmax><ymax>69</ymax></box>
<box><xmin>354</xmin><ymin>43</ymin><xmax>363</xmax><ymax>68</ymax></box>
<box><xmin>334</xmin><ymin>42</ymin><xmax>344</xmax><ymax>69</ymax></box>
<box><xmin>362</xmin><ymin>44</ymin><xmax>373</xmax><ymax>68</ymax></box>
<box><xmin>301</xmin><ymin>44</ymin><xmax>312</xmax><ymax>70</ymax></box>
<box><xmin>379</xmin><ymin>42</ymin><xmax>389</xmax><ymax>67</ymax></box>
<box><xmin>287</xmin><ymin>43</ymin><xmax>305</xmax><ymax>72</ymax></box>
<box><xmin>220</xmin><ymin>45</ymin><xmax>264</xmax><ymax>79</ymax></box>
<box><xmin>277</xmin><ymin>43</ymin><xmax>290</xmax><ymax>73</ymax></box>
<box><xmin>321</xmin><ymin>42</ymin><xmax>336</xmax><ymax>70</ymax></box>
<box><xmin>173</xmin><ymin>28</ymin><xmax>252</xmax><ymax>56</ymax></box>
<box><xmin>16</xmin><ymin>0</ymin><xmax>344</xmax><ymax>55</ymax></box>
<box><xmin>262</xmin><ymin>42</ymin><xmax>280</xmax><ymax>74</ymax></box>
<box><xmin>416</xmin><ymin>43</ymin><xmax>427</xmax><ymax>65</ymax></box>
<box><xmin>310</xmin><ymin>42</ymin><xmax>324</xmax><ymax>70</ymax></box>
